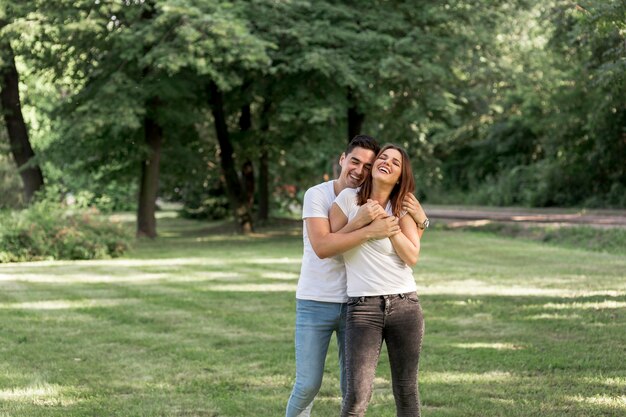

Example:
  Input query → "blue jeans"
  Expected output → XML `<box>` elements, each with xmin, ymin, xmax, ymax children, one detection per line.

<box><xmin>341</xmin><ymin>292</ymin><xmax>424</xmax><ymax>417</ymax></box>
<box><xmin>286</xmin><ymin>299</ymin><xmax>347</xmax><ymax>417</ymax></box>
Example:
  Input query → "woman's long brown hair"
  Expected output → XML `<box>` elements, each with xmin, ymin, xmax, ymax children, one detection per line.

<box><xmin>357</xmin><ymin>144</ymin><xmax>415</xmax><ymax>217</ymax></box>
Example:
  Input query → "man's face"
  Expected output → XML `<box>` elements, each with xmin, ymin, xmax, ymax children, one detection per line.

<box><xmin>338</xmin><ymin>147</ymin><xmax>376</xmax><ymax>189</ymax></box>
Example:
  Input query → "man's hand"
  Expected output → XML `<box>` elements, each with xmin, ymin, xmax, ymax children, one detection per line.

<box><xmin>352</xmin><ymin>199</ymin><xmax>387</xmax><ymax>228</ymax></box>
<box><xmin>402</xmin><ymin>194</ymin><xmax>427</xmax><ymax>225</ymax></box>
<box><xmin>366</xmin><ymin>216</ymin><xmax>400</xmax><ymax>240</ymax></box>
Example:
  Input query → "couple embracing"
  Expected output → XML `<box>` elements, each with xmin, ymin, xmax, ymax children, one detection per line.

<box><xmin>286</xmin><ymin>135</ymin><xmax>429</xmax><ymax>417</ymax></box>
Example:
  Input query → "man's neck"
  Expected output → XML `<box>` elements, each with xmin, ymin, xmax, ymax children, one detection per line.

<box><xmin>333</xmin><ymin>179</ymin><xmax>346</xmax><ymax>196</ymax></box>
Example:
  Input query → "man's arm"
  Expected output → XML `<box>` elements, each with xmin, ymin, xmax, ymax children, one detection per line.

<box><xmin>308</xmin><ymin>203</ymin><xmax>399</xmax><ymax>259</ymax></box>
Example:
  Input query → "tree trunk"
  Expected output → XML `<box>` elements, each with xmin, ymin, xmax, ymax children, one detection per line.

<box><xmin>136</xmin><ymin>1</ymin><xmax>163</xmax><ymax>238</ymax></box>
<box><xmin>136</xmin><ymin>99</ymin><xmax>162</xmax><ymax>238</ymax></box>
<box><xmin>241</xmin><ymin>160</ymin><xmax>254</xmax><ymax>209</ymax></box>
<box><xmin>257</xmin><ymin>99</ymin><xmax>271</xmax><ymax>220</ymax></box>
<box><xmin>239</xmin><ymin>104</ymin><xmax>254</xmax><ymax>209</ymax></box>
<box><xmin>208</xmin><ymin>81</ymin><xmax>254</xmax><ymax>234</ymax></box>
<box><xmin>258</xmin><ymin>147</ymin><xmax>269</xmax><ymax>220</ymax></box>
<box><xmin>0</xmin><ymin>40</ymin><xmax>44</xmax><ymax>203</ymax></box>
<box><xmin>347</xmin><ymin>88</ymin><xmax>365</xmax><ymax>142</ymax></box>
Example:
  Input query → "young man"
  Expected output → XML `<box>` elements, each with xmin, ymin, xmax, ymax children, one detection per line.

<box><xmin>286</xmin><ymin>135</ymin><xmax>430</xmax><ymax>416</ymax></box>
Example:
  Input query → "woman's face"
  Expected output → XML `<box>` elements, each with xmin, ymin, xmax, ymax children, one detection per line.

<box><xmin>372</xmin><ymin>148</ymin><xmax>403</xmax><ymax>185</ymax></box>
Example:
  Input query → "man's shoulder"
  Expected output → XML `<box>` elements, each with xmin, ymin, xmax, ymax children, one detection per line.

<box><xmin>304</xmin><ymin>181</ymin><xmax>334</xmax><ymax>201</ymax></box>
<box><xmin>306</xmin><ymin>180</ymin><xmax>333</xmax><ymax>194</ymax></box>
<box><xmin>302</xmin><ymin>181</ymin><xmax>335</xmax><ymax>218</ymax></box>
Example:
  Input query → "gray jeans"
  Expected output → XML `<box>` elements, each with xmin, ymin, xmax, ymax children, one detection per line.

<box><xmin>341</xmin><ymin>292</ymin><xmax>424</xmax><ymax>417</ymax></box>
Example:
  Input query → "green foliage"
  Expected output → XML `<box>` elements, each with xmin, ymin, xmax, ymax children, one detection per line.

<box><xmin>0</xmin><ymin>202</ymin><xmax>132</xmax><ymax>262</ymax></box>
<box><xmin>1</xmin><ymin>0</ymin><xmax>623</xmax><ymax>219</ymax></box>
<box><xmin>432</xmin><ymin>0</ymin><xmax>625</xmax><ymax>208</ymax></box>
<box><xmin>178</xmin><ymin>185</ymin><xmax>231</xmax><ymax>220</ymax></box>
<box><xmin>0</xmin><ymin>143</ymin><xmax>23</xmax><ymax>209</ymax></box>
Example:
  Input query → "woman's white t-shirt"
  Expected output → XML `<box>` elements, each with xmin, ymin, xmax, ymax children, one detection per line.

<box><xmin>334</xmin><ymin>188</ymin><xmax>417</xmax><ymax>297</ymax></box>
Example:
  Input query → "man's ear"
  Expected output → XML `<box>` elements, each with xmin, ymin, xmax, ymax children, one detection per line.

<box><xmin>338</xmin><ymin>152</ymin><xmax>346</xmax><ymax>165</ymax></box>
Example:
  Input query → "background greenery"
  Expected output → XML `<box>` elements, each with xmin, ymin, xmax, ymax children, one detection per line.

<box><xmin>1</xmin><ymin>1</ymin><xmax>624</xmax><ymax>235</ymax></box>
<box><xmin>0</xmin><ymin>201</ymin><xmax>132</xmax><ymax>262</ymax></box>
<box><xmin>0</xmin><ymin>215</ymin><xmax>624</xmax><ymax>416</ymax></box>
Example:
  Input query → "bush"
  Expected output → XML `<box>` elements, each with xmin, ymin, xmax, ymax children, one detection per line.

<box><xmin>179</xmin><ymin>185</ymin><xmax>231</xmax><ymax>220</ymax></box>
<box><xmin>0</xmin><ymin>202</ymin><xmax>132</xmax><ymax>263</ymax></box>
<box><xmin>0</xmin><ymin>153</ymin><xmax>24</xmax><ymax>209</ymax></box>
<box><xmin>34</xmin><ymin>182</ymin><xmax>137</xmax><ymax>213</ymax></box>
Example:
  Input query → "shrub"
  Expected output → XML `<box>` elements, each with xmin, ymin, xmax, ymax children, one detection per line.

<box><xmin>0</xmin><ymin>202</ymin><xmax>132</xmax><ymax>263</ymax></box>
<box><xmin>179</xmin><ymin>185</ymin><xmax>231</xmax><ymax>220</ymax></box>
<box><xmin>0</xmin><ymin>153</ymin><xmax>24</xmax><ymax>209</ymax></box>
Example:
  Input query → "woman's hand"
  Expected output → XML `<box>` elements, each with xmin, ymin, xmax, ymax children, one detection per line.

<box><xmin>367</xmin><ymin>216</ymin><xmax>401</xmax><ymax>240</ymax></box>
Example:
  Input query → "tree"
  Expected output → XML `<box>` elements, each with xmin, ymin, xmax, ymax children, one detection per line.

<box><xmin>208</xmin><ymin>81</ymin><xmax>254</xmax><ymax>233</ymax></box>
<box><xmin>10</xmin><ymin>0</ymin><xmax>270</xmax><ymax>234</ymax></box>
<box><xmin>0</xmin><ymin>18</ymin><xmax>44</xmax><ymax>203</ymax></box>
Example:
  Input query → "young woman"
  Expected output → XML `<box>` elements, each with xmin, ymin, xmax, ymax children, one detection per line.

<box><xmin>330</xmin><ymin>144</ymin><xmax>425</xmax><ymax>417</ymax></box>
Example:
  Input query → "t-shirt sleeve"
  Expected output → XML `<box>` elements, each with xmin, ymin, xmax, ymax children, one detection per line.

<box><xmin>302</xmin><ymin>186</ymin><xmax>330</xmax><ymax>219</ymax></box>
<box><xmin>334</xmin><ymin>188</ymin><xmax>356</xmax><ymax>217</ymax></box>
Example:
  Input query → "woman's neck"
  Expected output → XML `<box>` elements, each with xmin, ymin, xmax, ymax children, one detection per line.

<box><xmin>370</xmin><ymin>181</ymin><xmax>394</xmax><ymax>208</ymax></box>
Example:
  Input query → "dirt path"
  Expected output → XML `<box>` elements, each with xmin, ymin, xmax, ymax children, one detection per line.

<box><xmin>424</xmin><ymin>205</ymin><xmax>626</xmax><ymax>229</ymax></box>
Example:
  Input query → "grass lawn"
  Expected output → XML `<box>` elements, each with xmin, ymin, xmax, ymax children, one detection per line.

<box><xmin>0</xmin><ymin>215</ymin><xmax>625</xmax><ymax>416</ymax></box>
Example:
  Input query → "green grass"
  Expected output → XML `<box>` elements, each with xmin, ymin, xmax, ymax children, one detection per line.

<box><xmin>0</xmin><ymin>215</ymin><xmax>625</xmax><ymax>416</ymax></box>
<box><xmin>454</xmin><ymin>222</ymin><xmax>626</xmax><ymax>255</ymax></box>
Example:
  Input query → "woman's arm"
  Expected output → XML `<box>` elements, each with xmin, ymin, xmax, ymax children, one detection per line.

<box><xmin>307</xmin><ymin>203</ymin><xmax>399</xmax><ymax>259</ymax></box>
<box><xmin>402</xmin><ymin>194</ymin><xmax>427</xmax><ymax>239</ymax></box>
<box><xmin>329</xmin><ymin>202</ymin><xmax>349</xmax><ymax>233</ymax></box>
<box><xmin>389</xmin><ymin>214</ymin><xmax>421</xmax><ymax>266</ymax></box>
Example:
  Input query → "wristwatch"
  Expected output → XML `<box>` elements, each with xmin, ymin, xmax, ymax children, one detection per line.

<box><xmin>417</xmin><ymin>218</ymin><xmax>429</xmax><ymax>230</ymax></box>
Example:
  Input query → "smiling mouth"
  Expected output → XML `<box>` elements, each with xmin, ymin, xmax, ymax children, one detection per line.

<box><xmin>378</xmin><ymin>166</ymin><xmax>390</xmax><ymax>174</ymax></box>
<box><xmin>349</xmin><ymin>174</ymin><xmax>361</xmax><ymax>182</ymax></box>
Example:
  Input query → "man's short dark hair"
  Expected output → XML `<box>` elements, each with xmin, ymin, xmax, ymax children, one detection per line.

<box><xmin>345</xmin><ymin>135</ymin><xmax>380</xmax><ymax>156</ymax></box>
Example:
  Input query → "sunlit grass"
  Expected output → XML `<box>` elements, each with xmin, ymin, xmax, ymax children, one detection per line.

<box><xmin>567</xmin><ymin>394</ymin><xmax>626</xmax><ymax>409</ymax></box>
<box><xmin>451</xmin><ymin>342</ymin><xmax>524</xmax><ymax>350</ymax></box>
<box><xmin>0</xmin><ymin>215</ymin><xmax>624</xmax><ymax>416</ymax></box>
<box><xmin>424</xmin><ymin>371</ymin><xmax>516</xmax><ymax>384</ymax></box>
<box><xmin>0</xmin><ymin>384</ymin><xmax>79</xmax><ymax>406</ymax></box>
<box><xmin>541</xmin><ymin>300</ymin><xmax>626</xmax><ymax>310</ymax></box>
<box><xmin>0</xmin><ymin>299</ymin><xmax>136</xmax><ymax>310</ymax></box>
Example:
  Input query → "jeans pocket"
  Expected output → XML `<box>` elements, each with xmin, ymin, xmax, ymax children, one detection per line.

<box><xmin>406</xmin><ymin>293</ymin><xmax>420</xmax><ymax>304</ymax></box>
<box><xmin>347</xmin><ymin>297</ymin><xmax>363</xmax><ymax>306</ymax></box>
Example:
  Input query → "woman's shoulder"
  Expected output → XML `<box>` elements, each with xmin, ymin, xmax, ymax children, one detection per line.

<box><xmin>337</xmin><ymin>187</ymin><xmax>358</xmax><ymax>198</ymax></box>
<box><xmin>334</xmin><ymin>187</ymin><xmax>359</xmax><ymax>211</ymax></box>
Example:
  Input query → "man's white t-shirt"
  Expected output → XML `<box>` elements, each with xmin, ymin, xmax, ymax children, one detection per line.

<box><xmin>297</xmin><ymin>180</ymin><xmax>348</xmax><ymax>303</ymax></box>
<box><xmin>334</xmin><ymin>188</ymin><xmax>417</xmax><ymax>297</ymax></box>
